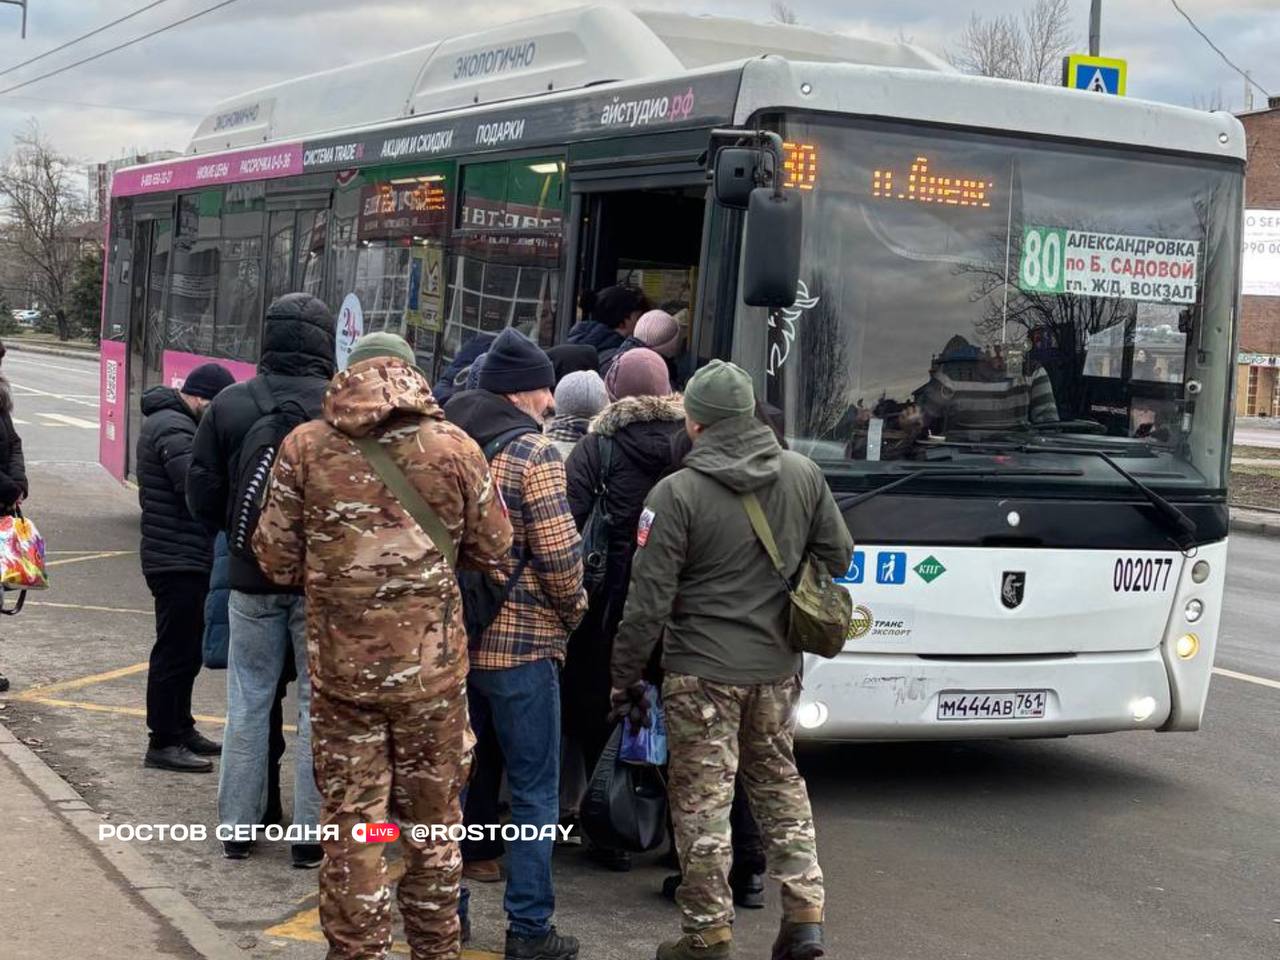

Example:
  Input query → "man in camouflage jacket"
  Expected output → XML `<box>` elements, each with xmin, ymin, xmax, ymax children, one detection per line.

<box><xmin>253</xmin><ymin>333</ymin><xmax>512</xmax><ymax>960</ymax></box>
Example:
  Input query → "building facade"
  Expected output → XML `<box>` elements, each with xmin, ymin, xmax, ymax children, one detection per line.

<box><xmin>1238</xmin><ymin>98</ymin><xmax>1280</xmax><ymax>416</ymax></box>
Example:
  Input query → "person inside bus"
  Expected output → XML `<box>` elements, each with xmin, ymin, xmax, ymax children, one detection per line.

<box><xmin>136</xmin><ymin>361</ymin><xmax>235</xmax><ymax>773</ymax></box>
<box><xmin>0</xmin><ymin>338</ymin><xmax>27</xmax><ymax>693</ymax></box>
<box><xmin>187</xmin><ymin>293</ymin><xmax>334</xmax><ymax>868</ymax></box>
<box><xmin>566</xmin><ymin>284</ymin><xmax>648</xmax><ymax>354</ymax></box>
<box><xmin>598</xmin><ymin>309</ymin><xmax>684</xmax><ymax>386</ymax></box>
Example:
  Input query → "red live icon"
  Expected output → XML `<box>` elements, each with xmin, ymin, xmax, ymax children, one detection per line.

<box><xmin>352</xmin><ymin>822</ymin><xmax>400</xmax><ymax>843</ymax></box>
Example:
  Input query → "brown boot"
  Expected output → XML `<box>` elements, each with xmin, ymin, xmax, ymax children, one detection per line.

<box><xmin>656</xmin><ymin>926</ymin><xmax>732</xmax><ymax>960</ymax></box>
<box><xmin>462</xmin><ymin>858</ymin><xmax>503</xmax><ymax>883</ymax></box>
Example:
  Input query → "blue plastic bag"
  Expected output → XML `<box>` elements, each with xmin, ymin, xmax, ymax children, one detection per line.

<box><xmin>620</xmin><ymin>682</ymin><xmax>667</xmax><ymax>766</ymax></box>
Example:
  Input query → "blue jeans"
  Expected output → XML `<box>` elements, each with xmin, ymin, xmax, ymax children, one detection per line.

<box><xmin>218</xmin><ymin>591</ymin><xmax>320</xmax><ymax>834</ymax></box>
<box><xmin>463</xmin><ymin>659</ymin><xmax>561</xmax><ymax>939</ymax></box>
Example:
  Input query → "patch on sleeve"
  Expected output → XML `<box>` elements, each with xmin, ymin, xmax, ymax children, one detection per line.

<box><xmin>636</xmin><ymin>508</ymin><xmax>655</xmax><ymax>548</ymax></box>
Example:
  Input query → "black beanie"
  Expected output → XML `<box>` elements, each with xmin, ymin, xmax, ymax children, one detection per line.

<box><xmin>181</xmin><ymin>362</ymin><xmax>235</xmax><ymax>400</ymax></box>
<box><xmin>478</xmin><ymin>328</ymin><xmax>555</xmax><ymax>394</ymax></box>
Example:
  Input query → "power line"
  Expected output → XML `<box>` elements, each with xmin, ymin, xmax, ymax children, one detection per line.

<box><xmin>1</xmin><ymin>94</ymin><xmax>199</xmax><ymax>118</ymax></box>
<box><xmin>1168</xmin><ymin>0</ymin><xmax>1271</xmax><ymax>99</ymax></box>
<box><xmin>0</xmin><ymin>0</ymin><xmax>245</xmax><ymax>98</ymax></box>
<box><xmin>0</xmin><ymin>0</ymin><xmax>177</xmax><ymax>80</ymax></box>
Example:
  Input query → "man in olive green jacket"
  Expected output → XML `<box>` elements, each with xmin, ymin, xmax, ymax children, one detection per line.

<box><xmin>611</xmin><ymin>360</ymin><xmax>853</xmax><ymax>960</ymax></box>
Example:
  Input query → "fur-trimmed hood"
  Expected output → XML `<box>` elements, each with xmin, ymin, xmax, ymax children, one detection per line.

<box><xmin>589</xmin><ymin>393</ymin><xmax>683</xmax><ymax>438</ymax></box>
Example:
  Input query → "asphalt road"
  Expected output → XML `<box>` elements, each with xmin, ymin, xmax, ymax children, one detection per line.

<box><xmin>0</xmin><ymin>352</ymin><xmax>1277</xmax><ymax>960</ymax></box>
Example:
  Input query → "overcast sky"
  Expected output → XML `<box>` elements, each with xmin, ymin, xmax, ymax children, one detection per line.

<box><xmin>0</xmin><ymin>0</ymin><xmax>1275</xmax><ymax>172</ymax></box>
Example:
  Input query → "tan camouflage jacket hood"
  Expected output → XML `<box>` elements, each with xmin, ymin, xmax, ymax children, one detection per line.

<box><xmin>252</xmin><ymin>357</ymin><xmax>513</xmax><ymax>705</ymax></box>
<box><xmin>323</xmin><ymin>357</ymin><xmax>442</xmax><ymax>437</ymax></box>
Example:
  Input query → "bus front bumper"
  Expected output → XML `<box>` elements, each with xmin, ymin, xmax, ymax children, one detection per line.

<box><xmin>795</xmin><ymin>648</ymin><xmax>1175</xmax><ymax>741</ymax></box>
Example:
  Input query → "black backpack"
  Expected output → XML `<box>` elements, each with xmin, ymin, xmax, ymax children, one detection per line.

<box><xmin>457</xmin><ymin>425</ymin><xmax>538</xmax><ymax>646</ymax></box>
<box><xmin>227</xmin><ymin>379</ymin><xmax>311</xmax><ymax>561</ymax></box>
<box><xmin>580</xmin><ymin>437</ymin><xmax>614</xmax><ymax>596</ymax></box>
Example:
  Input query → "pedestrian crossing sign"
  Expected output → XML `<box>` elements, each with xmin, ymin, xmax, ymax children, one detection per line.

<box><xmin>1063</xmin><ymin>54</ymin><xmax>1127</xmax><ymax>97</ymax></box>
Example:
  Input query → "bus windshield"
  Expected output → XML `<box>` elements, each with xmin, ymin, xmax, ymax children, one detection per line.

<box><xmin>743</xmin><ymin>114</ymin><xmax>1243</xmax><ymax>492</ymax></box>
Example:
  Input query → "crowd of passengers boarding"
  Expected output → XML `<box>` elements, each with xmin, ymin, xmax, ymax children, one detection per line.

<box><xmin>131</xmin><ymin>283</ymin><xmax>852</xmax><ymax>960</ymax></box>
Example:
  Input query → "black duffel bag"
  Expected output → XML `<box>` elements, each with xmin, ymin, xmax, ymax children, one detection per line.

<box><xmin>580</xmin><ymin>724</ymin><xmax>667</xmax><ymax>853</ymax></box>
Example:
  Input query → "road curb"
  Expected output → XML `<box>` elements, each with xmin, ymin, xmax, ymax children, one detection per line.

<box><xmin>1230</xmin><ymin>515</ymin><xmax>1280</xmax><ymax>538</ymax></box>
<box><xmin>3</xmin><ymin>340</ymin><xmax>100</xmax><ymax>362</ymax></box>
<box><xmin>0</xmin><ymin>719</ymin><xmax>245</xmax><ymax>960</ymax></box>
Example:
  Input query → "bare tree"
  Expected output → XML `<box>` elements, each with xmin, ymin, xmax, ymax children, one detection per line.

<box><xmin>949</xmin><ymin>0</ymin><xmax>1074</xmax><ymax>85</ymax></box>
<box><xmin>0</xmin><ymin>122</ymin><xmax>89</xmax><ymax>340</ymax></box>
<box><xmin>770</xmin><ymin>1</ymin><xmax>800</xmax><ymax>25</ymax></box>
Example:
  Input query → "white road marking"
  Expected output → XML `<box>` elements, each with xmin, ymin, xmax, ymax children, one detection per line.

<box><xmin>1</xmin><ymin>354</ymin><xmax>101</xmax><ymax>377</ymax></box>
<box><xmin>6</xmin><ymin>380</ymin><xmax>99</xmax><ymax>409</ymax></box>
<box><xmin>1213</xmin><ymin>667</ymin><xmax>1280</xmax><ymax>691</ymax></box>
<box><xmin>38</xmin><ymin>412</ymin><xmax>98</xmax><ymax>429</ymax></box>
<box><xmin>11</xmin><ymin>418</ymin><xmax>28</xmax><ymax>425</ymax></box>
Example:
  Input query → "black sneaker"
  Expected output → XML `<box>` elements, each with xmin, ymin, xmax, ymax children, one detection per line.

<box><xmin>505</xmin><ymin>926</ymin><xmax>579</xmax><ymax>960</ymax></box>
<box><xmin>0</xmin><ymin>672</ymin><xmax>9</xmax><ymax>693</ymax></box>
<box><xmin>730</xmin><ymin>866</ymin><xmax>765</xmax><ymax>909</ymax></box>
<box><xmin>586</xmin><ymin>844</ymin><xmax>631</xmax><ymax>872</ymax></box>
<box><xmin>291</xmin><ymin>843</ymin><xmax>323</xmax><ymax>869</ymax></box>
<box><xmin>222</xmin><ymin>840</ymin><xmax>252</xmax><ymax>860</ymax></box>
<box><xmin>183</xmin><ymin>730</ymin><xmax>222</xmax><ymax>756</ymax></box>
<box><xmin>144</xmin><ymin>745</ymin><xmax>213</xmax><ymax>773</ymax></box>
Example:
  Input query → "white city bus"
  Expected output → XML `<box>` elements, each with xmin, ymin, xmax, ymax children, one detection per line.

<box><xmin>98</xmin><ymin>7</ymin><xmax>1241</xmax><ymax>740</ymax></box>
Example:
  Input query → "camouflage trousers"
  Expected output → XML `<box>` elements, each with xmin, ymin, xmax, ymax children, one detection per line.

<box><xmin>663</xmin><ymin>672</ymin><xmax>823</xmax><ymax>934</ymax></box>
<box><xmin>311</xmin><ymin>685</ymin><xmax>473</xmax><ymax>960</ymax></box>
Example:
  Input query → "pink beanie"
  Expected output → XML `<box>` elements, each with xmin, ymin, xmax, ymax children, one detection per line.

<box><xmin>634</xmin><ymin>309</ymin><xmax>682</xmax><ymax>359</ymax></box>
<box><xmin>606</xmin><ymin>347</ymin><xmax>671</xmax><ymax>401</ymax></box>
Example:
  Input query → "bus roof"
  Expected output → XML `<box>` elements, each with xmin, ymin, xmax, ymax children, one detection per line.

<box><xmin>187</xmin><ymin>6</ymin><xmax>947</xmax><ymax>155</ymax></box>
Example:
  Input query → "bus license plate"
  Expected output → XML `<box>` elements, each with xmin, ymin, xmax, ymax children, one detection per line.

<box><xmin>937</xmin><ymin>690</ymin><xmax>1047</xmax><ymax>721</ymax></box>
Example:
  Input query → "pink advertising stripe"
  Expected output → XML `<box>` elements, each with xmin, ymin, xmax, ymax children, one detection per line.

<box><xmin>111</xmin><ymin>143</ymin><xmax>305</xmax><ymax>197</ymax></box>
<box><xmin>99</xmin><ymin>340</ymin><xmax>127</xmax><ymax>481</ymax></box>
<box><xmin>162</xmin><ymin>351</ymin><xmax>256</xmax><ymax>388</ymax></box>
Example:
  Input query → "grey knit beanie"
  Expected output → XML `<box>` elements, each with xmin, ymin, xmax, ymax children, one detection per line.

<box><xmin>555</xmin><ymin>369</ymin><xmax>609</xmax><ymax>419</ymax></box>
<box><xmin>683</xmin><ymin>359</ymin><xmax>755</xmax><ymax>425</ymax></box>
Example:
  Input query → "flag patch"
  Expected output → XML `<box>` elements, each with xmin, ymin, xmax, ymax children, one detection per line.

<box><xmin>636</xmin><ymin>508</ymin><xmax>655</xmax><ymax>548</ymax></box>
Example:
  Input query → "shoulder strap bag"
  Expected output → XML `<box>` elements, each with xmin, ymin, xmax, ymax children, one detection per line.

<box><xmin>740</xmin><ymin>492</ymin><xmax>852</xmax><ymax>659</ymax></box>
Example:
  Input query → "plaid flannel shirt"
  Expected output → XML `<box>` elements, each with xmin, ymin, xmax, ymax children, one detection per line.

<box><xmin>471</xmin><ymin>432</ymin><xmax>587</xmax><ymax>670</ymax></box>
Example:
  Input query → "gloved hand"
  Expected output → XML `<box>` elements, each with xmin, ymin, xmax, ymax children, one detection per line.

<box><xmin>607</xmin><ymin>681</ymin><xmax>652</xmax><ymax>728</ymax></box>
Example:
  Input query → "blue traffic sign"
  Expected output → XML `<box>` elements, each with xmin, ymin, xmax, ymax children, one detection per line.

<box><xmin>876</xmin><ymin>551</ymin><xmax>907</xmax><ymax>585</ymax></box>
<box><xmin>1064</xmin><ymin>54</ymin><xmax>1127</xmax><ymax>97</ymax></box>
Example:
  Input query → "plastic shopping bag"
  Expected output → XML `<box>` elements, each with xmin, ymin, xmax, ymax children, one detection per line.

<box><xmin>0</xmin><ymin>513</ymin><xmax>48</xmax><ymax>615</ymax></box>
<box><xmin>619</xmin><ymin>682</ymin><xmax>668</xmax><ymax>766</ymax></box>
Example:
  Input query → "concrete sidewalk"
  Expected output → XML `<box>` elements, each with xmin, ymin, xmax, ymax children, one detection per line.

<box><xmin>1231</xmin><ymin>507</ymin><xmax>1280</xmax><ymax>538</ymax></box>
<box><xmin>0</xmin><ymin>721</ymin><xmax>240</xmax><ymax>960</ymax></box>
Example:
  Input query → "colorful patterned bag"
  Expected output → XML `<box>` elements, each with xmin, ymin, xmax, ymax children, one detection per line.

<box><xmin>0</xmin><ymin>513</ymin><xmax>47</xmax><ymax>615</ymax></box>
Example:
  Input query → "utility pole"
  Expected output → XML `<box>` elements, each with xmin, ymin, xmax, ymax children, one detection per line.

<box><xmin>0</xmin><ymin>0</ymin><xmax>28</xmax><ymax>39</ymax></box>
<box><xmin>1088</xmin><ymin>0</ymin><xmax>1101</xmax><ymax>56</ymax></box>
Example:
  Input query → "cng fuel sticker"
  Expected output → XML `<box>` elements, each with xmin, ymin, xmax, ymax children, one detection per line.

<box><xmin>1018</xmin><ymin>226</ymin><xmax>1199</xmax><ymax>305</ymax></box>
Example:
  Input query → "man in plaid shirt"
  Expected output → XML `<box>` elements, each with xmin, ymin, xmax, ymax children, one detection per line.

<box><xmin>445</xmin><ymin>327</ymin><xmax>588</xmax><ymax>960</ymax></box>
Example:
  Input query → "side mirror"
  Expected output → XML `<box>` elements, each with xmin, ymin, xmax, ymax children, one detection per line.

<box><xmin>741</xmin><ymin>187</ymin><xmax>802</xmax><ymax>308</ymax></box>
<box><xmin>713</xmin><ymin>147</ymin><xmax>762</xmax><ymax>209</ymax></box>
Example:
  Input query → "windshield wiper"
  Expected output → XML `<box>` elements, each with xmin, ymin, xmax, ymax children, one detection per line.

<box><xmin>1013</xmin><ymin>442</ymin><xmax>1198</xmax><ymax>549</ymax></box>
<box><xmin>914</xmin><ymin>438</ymin><xmax>1198</xmax><ymax>548</ymax></box>
<box><xmin>843</xmin><ymin>466</ymin><xmax>1083</xmax><ymax>509</ymax></box>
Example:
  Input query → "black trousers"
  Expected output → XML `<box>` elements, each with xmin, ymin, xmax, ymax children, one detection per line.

<box><xmin>144</xmin><ymin>572</ymin><xmax>209</xmax><ymax>749</ymax></box>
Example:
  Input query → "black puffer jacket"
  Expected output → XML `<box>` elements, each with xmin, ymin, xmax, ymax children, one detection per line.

<box><xmin>137</xmin><ymin>387</ymin><xmax>212</xmax><ymax>576</ymax></box>
<box><xmin>565</xmin><ymin>394</ymin><xmax>685</xmax><ymax>622</ymax></box>
<box><xmin>0</xmin><ymin>375</ymin><xmax>28</xmax><ymax>507</ymax></box>
<box><xmin>566</xmin><ymin>319</ymin><xmax>624</xmax><ymax>353</ymax></box>
<box><xmin>187</xmin><ymin>293</ymin><xmax>335</xmax><ymax>593</ymax></box>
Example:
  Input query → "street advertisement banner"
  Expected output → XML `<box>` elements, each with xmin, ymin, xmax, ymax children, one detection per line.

<box><xmin>1243</xmin><ymin>209</ymin><xmax>1280</xmax><ymax>297</ymax></box>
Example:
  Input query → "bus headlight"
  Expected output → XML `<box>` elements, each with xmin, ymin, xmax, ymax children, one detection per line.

<box><xmin>1130</xmin><ymin>696</ymin><xmax>1158</xmax><ymax>722</ymax></box>
<box><xmin>796</xmin><ymin>700</ymin><xmax>829</xmax><ymax>730</ymax></box>
<box><xmin>1184</xmin><ymin>599</ymin><xmax>1204</xmax><ymax>623</ymax></box>
<box><xmin>1191</xmin><ymin>560</ymin><xmax>1210</xmax><ymax>583</ymax></box>
<box><xmin>1175</xmin><ymin>633</ymin><xmax>1200</xmax><ymax>660</ymax></box>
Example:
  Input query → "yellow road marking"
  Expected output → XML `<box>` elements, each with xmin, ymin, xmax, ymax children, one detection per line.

<box><xmin>15</xmin><ymin>695</ymin><xmax>297</xmax><ymax>733</ymax></box>
<box><xmin>15</xmin><ymin>661</ymin><xmax>150</xmax><ymax>698</ymax></box>
<box><xmin>26</xmin><ymin>600</ymin><xmax>151</xmax><ymax>615</ymax></box>
<box><xmin>1213</xmin><ymin>666</ymin><xmax>1280</xmax><ymax>690</ymax></box>
<box><xmin>264</xmin><ymin>906</ymin><xmax>499</xmax><ymax>958</ymax></box>
<box><xmin>45</xmin><ymin>550</ymin><xmax>133</xmax><ymax>567</ymax></box>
